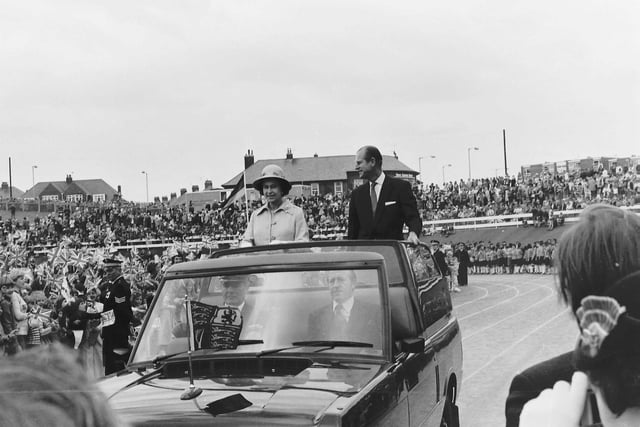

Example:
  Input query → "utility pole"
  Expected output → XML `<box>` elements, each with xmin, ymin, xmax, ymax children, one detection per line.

<box><xmin>8</xmin><ymin>157</ymin><xmax>14</xmax><ymax>218</ymax></box>
<box><xmin>8</xmin><ymin>157</ymin><xmax>12</xmax><ymax>199</ymax></box>
<box><xmin>141</xmin><ymin>171</ymin><xmax>149</xmax><ymax>203</ymax></box>
<box><xmin>467</xmin><ymin>147</ymin><xmax>479</xmax><ymax>181</ymax></box>
<box><xmin>503</xmin><ymin>129</ymin><xmax>508</xmax><ymax>177</ymax></box>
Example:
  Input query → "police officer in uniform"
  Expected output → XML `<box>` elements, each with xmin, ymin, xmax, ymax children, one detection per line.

<box><xmin>99</xmin><ymin>258</ymin><xmax>133</xmax><ymax>375</ymax></box>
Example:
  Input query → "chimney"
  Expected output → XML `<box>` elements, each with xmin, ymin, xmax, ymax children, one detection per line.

<box><xmin>204</xmin><ymin>180</ymin><xmax>213</xmax><ymax>190</ymax></box>
<box><xmin>180</xmin><ymin>188</ymin><xmax>187</xmax><ymax>196</ymax></box>
<box><xmin>170</xmin><ymin>192</ymin><xmax>177</xmax><ymax>200</ymax></box>
<box><xmin>66</xmin><ymin>174</ymin><xmax>72</xmax><ymax>184</ymax></box>
<box><xmin>192</xmin><ymin>185</ymin><xmax>199</xmax><ymax>192</ymax></box>
<box><xmin>286</xmin><ymin>148</ymin><xmax>293</xmax><ymax>160</ymax></box>
<box><xmin>117</xmin><ymin>185</ymin><xmax>121</xmax><ymax>194</ymax></box>
<box><xmin>313</xmin><ymin>153</ymin><xmax>318</xmax><ymax>158</ymax></box>
<box><xmin>244</xmin><ymin>149</ymin><xmax>255</xmax><ymax>169</ymax></box>
<box><xmin>161</xmin><ymin>196</ymin><xmax>168</xmax><ymax>203</ymax></box>
<box><xmin>1</xmin><ymin>182</ymin><xmax>7</xmax><ymax>191</ymax></box>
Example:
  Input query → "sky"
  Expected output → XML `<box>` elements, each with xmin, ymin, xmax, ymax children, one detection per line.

<box><xmin>1</xmin><ymin>0</ymin><xmax>638</xmax><ymax>202</ymax></box>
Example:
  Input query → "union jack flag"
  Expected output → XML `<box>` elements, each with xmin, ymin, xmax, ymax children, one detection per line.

<box><xmin>68</xmin><ymin>250</ymin><xmax>91</xmax><ymax>269</ymax></box>
<box><xmin>7</xmin><ymin>245</ymin><xmax>29</xmax><ymax>268</ymax></box>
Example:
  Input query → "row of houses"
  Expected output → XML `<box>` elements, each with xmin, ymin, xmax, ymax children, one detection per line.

<box><xmin>521</xmin><ymin>156</ymin><xmax>640</xmax><ymax>178</ymax></box>
<box><xmin>1</xmin><ymin>149</ymin><xmax>418</xmax><ymax>212</ymax></box>
<box><xmin>6</xmin><ymin>150</ymin><xmax>638</xmax><ymax>212</ymax></box>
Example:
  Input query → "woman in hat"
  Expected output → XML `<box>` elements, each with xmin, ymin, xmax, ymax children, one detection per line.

<box><xmin>242</xmin><ymin>164</ymin><xmax>309</xmax><ymax>246</ymax></box>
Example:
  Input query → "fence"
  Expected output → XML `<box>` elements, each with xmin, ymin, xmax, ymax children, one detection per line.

<box><xmin>421</xmin><ymin>204</ymin><xmax>640</xmax><ymax>232</ymax></box>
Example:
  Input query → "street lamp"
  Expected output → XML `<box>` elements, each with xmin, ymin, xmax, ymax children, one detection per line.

<box><xmin>141</xmin><ymin>171</ymin><xmax>149</xmax><ymax>203</ymax></box>
<box><xmin>31</xmin><ymin>165</ymin><xmax>38</xmax><ymax>187</ymax></box>
<box><xmin>467</xmin><ymin>147</ymin><xmax>479</xmax><ymax>181</ymax></box>
<box><xmin>418</xmin><ymin>155</ymin><xmax>436</xmax><ymax>187</ymax></box>
<box><xmin>442</xmin><ymin>164</ymin><xmax>452</xmax><ymax>183</ymax></box>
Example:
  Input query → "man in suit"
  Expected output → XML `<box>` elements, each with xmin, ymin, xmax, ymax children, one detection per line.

<box><xmin>173</xmin><ymin>274</ymin><xmax>259</xmax><ymax>341</ymax></box>
<box><xmin>347</xmin><ymin>145</ymin><xmax>421</xmax><ymax>243</ymax></box>
<box><xmin>220</xmin><ymin>275</ymin><xmax>255</xmax><ymax>322</ymax></box>
<box><xmin>308</xmin><ymin>270</ymin><xmax>381</xmax><ymax>346</ymax></box>
<box><xmin>431</xmin><ymin>240</ymin><xmax>449</xmax><ymax>278</ymax></box>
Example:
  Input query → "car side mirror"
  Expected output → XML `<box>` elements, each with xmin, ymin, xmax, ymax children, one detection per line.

<box><xmin>400</xmin><ymin>337</ymin><xmax>425</xmax><ymax>353</ymax></box>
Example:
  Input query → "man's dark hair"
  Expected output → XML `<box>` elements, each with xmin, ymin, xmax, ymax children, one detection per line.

<box><xmin>360</xmin><ymin>145</ymin><xmax>383</xmax><ymax>168</ymax></box>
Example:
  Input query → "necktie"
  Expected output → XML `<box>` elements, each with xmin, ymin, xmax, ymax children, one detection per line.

<box><xmin>370</xmin><ymin>182</ymin><xmax>378</xmax><ymax>216</ymax></box>
<box><xmin>334</xmin><ymin>304</ymin><xmax>348</xmax><ymax>339</ymax></box>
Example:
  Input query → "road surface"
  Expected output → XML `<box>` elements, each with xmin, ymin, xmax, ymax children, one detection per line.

<box><xmin>453</xmin><ymin>274</ymin><xmax>576</xmax><ymax>426</ymax></box>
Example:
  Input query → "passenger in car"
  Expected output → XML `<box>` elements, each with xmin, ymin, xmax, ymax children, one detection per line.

<box><xmin>242</xmin><ymin>164</ymin><xmax>309</xmax><ymax>246</ymax></box>
<box><xmin>172</xmin><ymin>275</ymin><xmax>260</xmax><ymax>339</ymax></box>
<box><xmin>308</xmin><ymin>270</ymin><xmax>381</xmax><ymax>346</ymax></box>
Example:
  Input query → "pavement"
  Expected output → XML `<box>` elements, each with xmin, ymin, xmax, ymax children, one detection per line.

<box><xmin>453</xmin><ymin>274</ymin><xmax>576</xmax><ymax>427</ymax></box>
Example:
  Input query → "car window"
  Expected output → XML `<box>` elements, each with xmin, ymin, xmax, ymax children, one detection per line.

<box><xmin>405</xmin><ymin>244</ymin><xmax>452</xmax><ymax>328</ymax></box>
<box><xmin>405</xmin><ymin>245</ymin><xmax>439</xmax><ymax>282</ymax></box>
<box><xmin>216</xmin><ymin>244</ymin><xmax>405</xmax><ymax>286</ymax></box>
<box><xmin>133</xmin><ymin>268</ymin><xmax>385</xmax><ymax>364</ymax></box>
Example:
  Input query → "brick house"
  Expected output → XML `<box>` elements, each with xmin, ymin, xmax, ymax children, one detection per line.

<box><xmin>21</xmin><ymin>175</ymin><xmax>119</xmax><ymax>203</ymax></box>
<box><xmin>222</xmin><ymin>149</ymin><xmax>418</xmax><ymax>204</ymax></box>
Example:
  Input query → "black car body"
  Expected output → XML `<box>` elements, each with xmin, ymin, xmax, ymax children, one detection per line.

<box><xmin>99</xmin><ymin>240</ymin><xmax>462</xmax><ymax>426</ymax></box>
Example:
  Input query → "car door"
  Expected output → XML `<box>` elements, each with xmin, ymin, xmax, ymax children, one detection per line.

<box><xmin>404</xmin><ymin>244</ymin><xmax>450</xmax><ymax>427</ymax></box>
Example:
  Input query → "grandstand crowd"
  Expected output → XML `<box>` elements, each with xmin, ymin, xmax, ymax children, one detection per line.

<box><xmin>0</xmin><ymin>167</ymin><xmax>637</xmax><ymax>359</ymax></box>
<box><xmin>1</xmin><ymin>166</ymin><xmax>637</xmax><ymax>247</ymax></box>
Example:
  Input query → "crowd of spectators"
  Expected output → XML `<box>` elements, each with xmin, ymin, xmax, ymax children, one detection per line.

<box><xmin>0</xmin><ymin>166</ymin><xmax>635</xmax><ymax>362</ymax></box>
<box><xmin>0</xmin><ymin>167</ymin><xmax>638</xmax><ymax>248</ymax></box>
<box><xmin>416</xmin><ymin>167</ymin><xmax>639</xmax><ymax>221</ymax></box>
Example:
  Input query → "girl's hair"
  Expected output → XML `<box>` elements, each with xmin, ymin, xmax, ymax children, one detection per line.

<box><xmin>0</xmin><ymin>344</ymin><xmax>126</xmax><ymax>427</ymax></box>
<box><xmin>556</xmin><ymin>204</ymin><xmax>640</xmax><ymax>313</ymax></box>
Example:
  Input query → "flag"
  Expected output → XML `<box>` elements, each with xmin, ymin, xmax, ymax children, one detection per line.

<box><xmin>186</xmin><ymin>300</ymin><xmax>242</xmax><ymax>351</ymax></box>
<box><xmin>222</xmin><ymin>173</ymin><xmax>245</xmax><ymax>210</ymax></box>
<box><xmin>7</xmin><ymin>245</ymin><xmax>29</xmax><ymax>268</ymax></box>
<box><xmin>68</xmin><ymin>249</ymin><xmax>91</xmax><ymax>269</ymax></box>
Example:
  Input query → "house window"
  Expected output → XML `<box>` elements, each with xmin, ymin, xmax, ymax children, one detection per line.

<box><xmin>41</xmin><ymin>195</ymin><xmax>59</xmax><ymax>202</ymax></box>
<box><xmin>352</xmin><ymin>178</ymin><xmax>365</xmax><ymax>188</ymax></box>
<box><xmin>334</xmin><ymin>181</ymin><xmax>343</xmax><ymax>196</ymax></box>
<box><xmin>311</xmin><ymin>183</ymin><xmax>319</xmax><ymax>196</ymax></box>
<box><xmin>66</xmin><ymin>194</ymin><xmax>84</xmax><ymax>203</ymax></box>
<box><xmin>92</xmin><ymin>194</ymin><xmax>106</xmax><ymax>202</ymax></box>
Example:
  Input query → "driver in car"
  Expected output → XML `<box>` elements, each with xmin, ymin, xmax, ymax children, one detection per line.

<box><xmin>308</xmin><ymin>270</ymin><xmax>381</xmax><ymax>346</ymax></box>
<box><xmin>172</xmin><ymin>274</ymin><xmax>261</xmax><ymax>339</ymax></box>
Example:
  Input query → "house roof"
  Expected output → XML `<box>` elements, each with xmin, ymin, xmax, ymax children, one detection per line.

<box><xmin>21</xmin><ymin>179</ymin><xmax>118</xmax><ymax>199</ymax></box>
<box><xmin>222</xmin><ymin>155</ymin><xmax>416</xmax><ymax>188</ymax></box>
<box><xmin>0</xmin><ymin>185</ymin><xmax>24</xmax><ymax>199</ymax></box>
<box><xmin>169</xmin><ymin>188</ymin><xmax>227</xmax><ymax>207</ymax></box>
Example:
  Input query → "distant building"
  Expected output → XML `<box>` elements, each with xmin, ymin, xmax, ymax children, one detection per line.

<box><xmin>167</xmin><ymin>180</ymin><xmax>229</xmax><ymax>211</ymax></box>
<box><xmin>21</xmin><ymin>175</ymin><xmax>119</xmax><ymax>203</ymax></box>
<box><xmin>521</xmin><ymin>155</ymin><xmax>640</xmax><ymax>178</ymax></box>
<box><xmin>222</xmin><ymin>149</ymin><xmax>418</xmax><ymax>205</ymax></box>
<box><xmin>0</xmin><ymin>182</ymin><xmax>24</xmax><ymax>200</ymax></box>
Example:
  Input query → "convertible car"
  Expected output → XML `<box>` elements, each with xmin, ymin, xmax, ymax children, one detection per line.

<box><xmin>99</xmin><ymin>240</ymin><xmax>462</xmax><ymax>426</ymax></box>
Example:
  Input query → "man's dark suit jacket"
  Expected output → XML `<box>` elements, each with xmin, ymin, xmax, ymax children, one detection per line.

<box><xmin>432</xmin><ymin>249</ymin><xmax>449</xmax><ymax>277</ymax></box>
<box><xmin>308</xmin><ymin>300</ymin><xmax>381</xmax><ymax>345</ymax></box>
<box><xmin>347</xmin><ymin>175</ymin><xmax>421</xmax><ymax>240</ymax></box>
<box><xmin>505</xmin><ymin>351</ymin><xmax>574</xmax><ymax>427</ymax></box>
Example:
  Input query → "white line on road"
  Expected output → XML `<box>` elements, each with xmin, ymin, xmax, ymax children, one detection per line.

<box><xmin>462</xmin><ymin>286</ymin><xmax>554</xmax><ymax>342</ymax></box>
<box><xmin>458</xmin><ymin>284</ymin><xmax>544</xmax><ymax>321</ymax></box>
<box><xmin>461</xmin><ymin>308</ymin><xmax>570</xmax><ymax>385</ymax></box>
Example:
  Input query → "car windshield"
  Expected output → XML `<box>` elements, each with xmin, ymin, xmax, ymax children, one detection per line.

<box><xmin>132</xmin><ymin>267</ymin><xmax>385</xmax><ymax>364</ymax></box>
<box><xmin>215</xmin><ymin>243</ymin><xmax>406</xmax><ymax>285</ymax></box>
